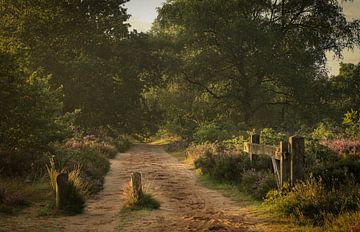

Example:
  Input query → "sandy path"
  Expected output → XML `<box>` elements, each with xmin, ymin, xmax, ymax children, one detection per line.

<box><xmin>0</xmin><ymin>144</ymin><xmax>291</xmax><ymax>232</ymax></box>
<box><xmin>62</xmin><ymin>144</ymin><xmax>284</xmax><ymax>232</ymax></box>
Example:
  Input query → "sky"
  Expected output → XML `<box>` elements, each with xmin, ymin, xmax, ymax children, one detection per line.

<box><xmin>125</xmin><ymin>0</ymin><xmax>360</xmax><ymax>75</ymax></box>
<box><xmin>125</xmin><ymin>0</ymin><xmax>164</xmax><ymax>32</ymax></box>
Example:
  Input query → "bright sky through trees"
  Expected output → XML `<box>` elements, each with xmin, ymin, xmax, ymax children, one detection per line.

<box><xmin>125</xmin><ymin>0</ymin><xmax>360</xmax><ymax>76</ymax></box>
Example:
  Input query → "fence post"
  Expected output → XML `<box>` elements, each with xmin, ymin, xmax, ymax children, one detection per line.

<box><xmin>250</xmin><ymin>134</ymin><xmax>260</xmax><ymax>165</ymax></box>
<box><xmin>289</xmin><ymin>136</ymin><xmax>305</xmax><ymax>186</ymax></box>
<box><xmin>279</xmin><ymin>141</ymin><xmax>290</xmax><ymax>186</ymax></box>
<box><xmin>56</xmin><ymin>173</ymin><xmax>69</xmax><ymax>209</ymax></box>
<box><xmin>130</xmin><ymin>172</ymin><xmax>142</xmax><ymax>201</ymax></box>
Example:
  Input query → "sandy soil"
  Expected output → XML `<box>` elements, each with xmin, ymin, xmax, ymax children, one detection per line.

<box><xmin>0</xmin><ymin>144</ymin><xmax>295</xmax><ymax>232</ymax></box>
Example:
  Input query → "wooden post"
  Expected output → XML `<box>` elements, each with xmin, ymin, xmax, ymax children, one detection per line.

<box><xmin>289</xmin><ymin>136</ymin><xmax>305</xmax><ymax>186</ymax></box>
<box><xmin>279</xmin><ymin>141</ymin><xmax>290</xmax><ymax>186</ymax></box>
<box><xmin>250</xmin><ymin>134</ymin><xmax>260</xmax><ymax>165</ymax></box>
<box><xmin>130</xmin><ymin>172</ymin><xmax>142</xmax><ymax>201</ymax></box>
<box><xmin>56</xmin><ymin>173</ymin><xmax>69</xmax><ymax>209</ymax></box>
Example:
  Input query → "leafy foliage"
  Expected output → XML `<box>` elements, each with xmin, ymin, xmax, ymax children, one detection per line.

<box><xmin>259</xmin><ymin>128</ymin><xmax>286</xmax><ymax>146</ymax></box>
<box><xmin>343</xmin><ymin>110</ymin><xmax>360</xmax><ymax>138</ymax></box>
<box><xmin>154</xmin><ymin>0</ymin><xmax>360</xmax><ymax>129</ymax></box>
<box><xmin>193</xmin><ymin>123</ymin><xmax>230</xmax><ymax>143</ymax></box>
<box><xmin>0</xmin><ymin>51</ymin><xmax>72</xmax><ymax>176</ymax></box>
<box><xmin>0</xmin><ymin>0</ymin><xmax>160</xmax><ymax>135</ymax></box>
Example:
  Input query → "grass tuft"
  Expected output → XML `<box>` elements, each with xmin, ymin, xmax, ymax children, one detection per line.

<box><xmin>122</xmin><ymin>181</ymin><xmax>160</xmax><ymax>211</ymax></box>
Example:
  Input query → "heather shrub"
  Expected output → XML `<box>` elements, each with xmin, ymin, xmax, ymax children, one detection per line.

<box><xmin>304</xmin><ymin>140</ymin><xmax>339</xmax><ymax>176</ymax></box>
<box><xmin>51</xmin><ymin>144</ymin><xmax>110</xmax><ymax>194</ymax></box>
<box><xmin>323</xmin><ymin>211</ymin><xmax>360</xmax><ymax>232</ymax></box>
<box><xmin>186</xmin><ymin>143</ymin><xmax>219</xmax><ymax>164</ymax></box>
<box><xmin>306</xmin><ymin>140</ymin><xmax>338</xmax><ymax>163</ymax></box>
<box><xmin>192</xmin><ymin>144</ymin><xmax>277</xmax><ymax>200</ymax></box>
<box><xmin>0</xmin><ymin>182</ymin><xmax>28</xmax><ymax>214</ymax></box>
<box><xmin>65</xmin><ymin>136</ymin><xmax>119</xmax><ymax>159</ymax></box>
<box><xmin>265</xmin><ymin>177</ymin><xmax>360</xmax><ymax>225</ymax></box>
<box><xmin>312</xmin><ymin>158</ymin><xmax>360</xmax><ymax>188</ymax></box>
<box><xmin>241</xmin><ymin>169</ymin><xmax>277</xmax><ymax>200</ymax></box>
<box><xmin>194</xmin><ymin>151</ymin><xmax>249</xmax><ymax>183</ymax></box>
<box><xmin>321</xmin><ymin>139</ymin><xmax>360</xmax><ymax>158</ymax></box>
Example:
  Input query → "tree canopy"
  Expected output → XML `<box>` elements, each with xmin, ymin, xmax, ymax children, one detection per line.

<box><xmin>152</xmin><ymin>0</ymin><xmax>360</xmax><ymax>133</ymax></box>
<box><xmin>0</xmin><ymin>0</ymin><xmax>161</xmax><ymax>134</ymax></box>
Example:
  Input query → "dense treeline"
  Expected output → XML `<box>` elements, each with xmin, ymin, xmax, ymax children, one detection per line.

<box><xmin>0</xmin><ymin>0</ymin><xmax>160</xmax><ymax>135</ymax></box>
<box><xmin>0</xmin><ymin>0</ymin><xmax>161</xmax><ymax>177</ymax></box>
<box><xmin>148</xmin><ymin>0</ymin><xmax>360</xmax><ymax>138</ymax></box>
<box><xmin>1</xmin><ymin>0</ymin><xmax>359</xmax><ymax>175</ymax></box>
<box><xmin>0</xmin><ymin>0</ymin><xmax>154</xmax><ymax>214</ymax></box>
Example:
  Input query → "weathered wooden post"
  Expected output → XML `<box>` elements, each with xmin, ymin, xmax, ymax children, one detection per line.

<box><xmin>250</xmin><ymin>134</ymin><xmax>260</xmax><ymax>165</ymax></box>
<box><xmin>130</xmin><ymin>172</ymin><xmax>142</xmax><ymax>201</ymax></box>
<box><xmin>289</xmin><ymin>136</ymin><xmax>305</xmax><ymax>186</ymax></box>
<box><xmin>279</xmin><ymin>141</ymin><xmax>290</xmax><ymax>186</ymax></box>
<box><xmin>56</xmin><ymin>173</ymin><xmax>69</xmax><ymax>209</ymax></box>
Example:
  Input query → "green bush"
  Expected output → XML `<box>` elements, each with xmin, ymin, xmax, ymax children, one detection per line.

<box><xmin>221</xmin><ymin>135</ymin><xmax>245</xmax><ymax>151</ymax></box>
<box><xmin>193</xmin><ymin>123</ymin><xmax>229</xmax><ymax>143</ymax></box>
<box><xmin>343</xmin><ymin>110</ymin><xmax>360</xmax><ymax>139</ymax></box>
<box><xmin>310</xmin><ymin>122</ymin><xmax>335</xmax><ymax>140</ymax></box>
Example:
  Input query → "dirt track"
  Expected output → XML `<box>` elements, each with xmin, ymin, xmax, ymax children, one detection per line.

<box><xmin>61</xmin><ymin>144</ymin><xmax>272</xmax><ymax>232</ymax></box>
<box><xmin>0</xmin><ymin>144</ymin><xmax>293</xmax><ymax>232</ymax></box>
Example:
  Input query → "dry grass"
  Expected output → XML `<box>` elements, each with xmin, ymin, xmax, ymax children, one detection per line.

<box><xmin>46</xmin><ymin>156</ymin><xmax>90</xmax><ymax>195</ymax></box>
<box><xmin>323</xmin><ymin>211</ymin><xmax>360</xmax><ymax>232</ymax></box>
<box><xmin>46</xmin><ymin>156</ymin><xmax>88</xmax><ymax>214</ymax></box>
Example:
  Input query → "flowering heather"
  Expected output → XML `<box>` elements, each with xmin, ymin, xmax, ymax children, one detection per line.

<box><xmin>321</xmin><ymin>139</ymin><xmax>360</xmax><ymax>157</ymax></box>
